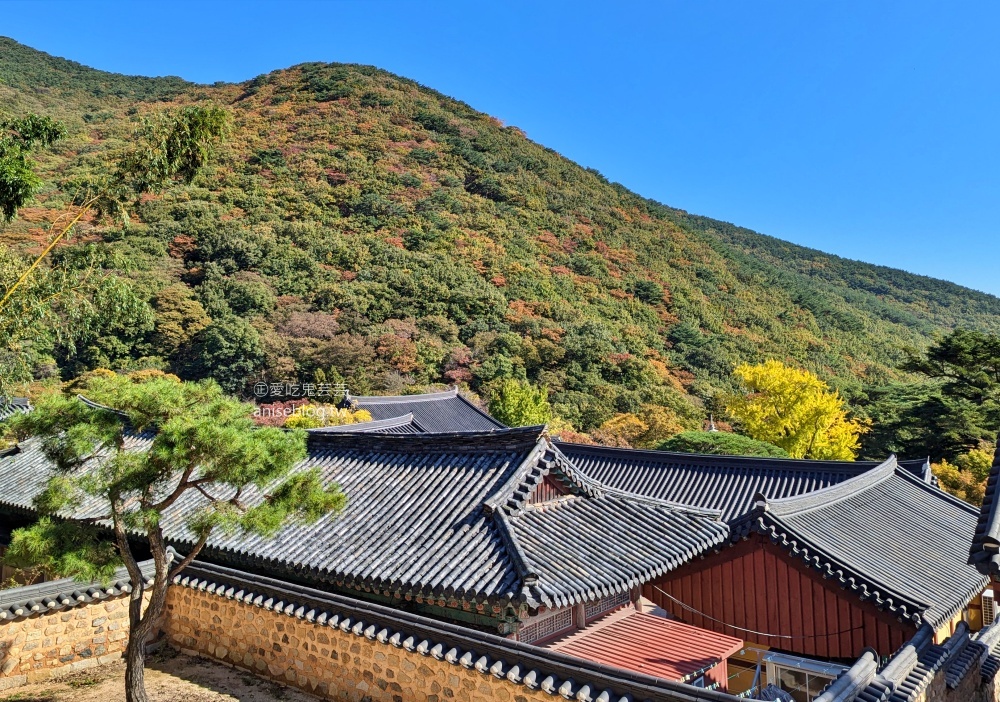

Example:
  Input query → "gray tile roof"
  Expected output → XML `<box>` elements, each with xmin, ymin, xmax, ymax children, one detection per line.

<box><xmin>170</xmin><ymin>559</ymin><xmax>742</xmax><ymax>702</ymax></box>
<box><xmin>941</xmin><ymin>618</ymin><xmax>1000</xmax><ymax>689</ymax></box>
<box><xmin>840</xmin><ymin>624</ymin><xmax>969</xmax><ymax>702</ymax></box>
<box><xmin>306</xmin><ymin>413</ymin><xmax>423</xmax><ymax>434</ymax></box>
<box><xmin>0</xmin><ymin>559</ymin><xmax>155</xmax><ymax>621</ymax></box>
<box><xmin>342</xmin><ymin>387</ymin><xmax>506</xmax><ymax>433</ymax></box>
<box><xmin>944</xmin><ymin>621</ymin><xmax>995</xmax><ymax>688</ymax></box>
<box><xmin>557</xmin><ymin>442</ymin><xmax>934</xmax><ymax>522</ymax></box>
<box><xmin>813</xmin><ymin>649</ymin><xmax>880</xmax><ymax>702</ymax></box>
<box><xmin>968</xmin><ymin>443</ymin><xmax>1000</xmax><ymax>575</ymax></box>
<box><xmin>734</xmin><ymin>456</ymin><xmax>988</xmax><ymax>630</ymax></box>
<box><xmin>0</xmin><ymin>427</ymin><xmax>728</xmax><ymax>610</ymax></box>
<box><xmin>0</xmin><ymin>397</ymin><xmax>30</xmax><ymax>422</ymax></box>
<box><xmin>758</xmin><ymin>684</ymin><xmax>796</xmax><ymax>701</ymax></box>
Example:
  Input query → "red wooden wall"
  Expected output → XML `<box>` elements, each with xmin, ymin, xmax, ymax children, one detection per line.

<box><xmin>528</xmin><ymin>474</ymin><xmax>570</xmax><ymax>505</ymax></box>
<box><xmin>643</xmin><ymin>535</ymin><xmax>915</xmax><ymax>660</ymax></box>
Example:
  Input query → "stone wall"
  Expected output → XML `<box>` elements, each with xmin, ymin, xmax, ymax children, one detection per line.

<box><xmin>164</xmin><ymin>585</ymin><xmax>557</xmax><ymax>702</ymax></box>
<box><xmin>915</xmin><ymin>664</ymin><xmax>1000</xmax><ymax>702</ymax></box>
<box><xmin>0</xmin><ymin>592</ymin><xmax>135</xmax><ymax>691</ymax></box>
<box><xmin>5</xmin><ymin>571</ymin><xmax>1000</xmax><ymax>702</ymax></box>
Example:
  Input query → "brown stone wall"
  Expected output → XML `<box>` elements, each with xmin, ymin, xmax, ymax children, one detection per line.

<box><xmin>164</xmin><ymin>586</ymin><xmax>557</xmax><ymax>702</ymax></box>
<box><xmin>0</xmin><ymin>593</ymin><xmax>138</xmax><ymax>691</ymax></box>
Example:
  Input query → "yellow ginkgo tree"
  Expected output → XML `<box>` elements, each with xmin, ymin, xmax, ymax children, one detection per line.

<box><xmin>726</xmin><ymin>360</ymin><xmax>868</xmax><ymax>460</ymax></box>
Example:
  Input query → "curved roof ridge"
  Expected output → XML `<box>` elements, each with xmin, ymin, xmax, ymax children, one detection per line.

<box><xmin>344</xmin><ymin>387</ymin><xmax>460</xmax><ymax>403</ymax></box>
<box><xmin>306</xmin><ymin>425</ymin><xmax>545</xmax><ymax>453</ymax></box>
<box><xmin>890</xmin><ymin>461</ymin><xmax>981</xmax><ymax>516</ymax></box>
<box><xmin>813</xmin><ymin>648</ymin><xmax>878</xmax><ymax>701</ymax></box>
<box><xmin>306</xmin><ymin>413</ymin><xmax>417</xmax><ymax>433</ymax></box>
<box><xmin>76</xmin><ymin>393</ymin><xmax>129</xmax><ymax>419</ymax></box>
<box><xmin>555</xmin><ymin>440</ymin><xmax>905</xmax><ymax>474</ymax></box>
<box><xmin>594</xmin><ymin>483</ymin><xmax>726</xmax><ymax>519</ymax></box>
<box><xmin>764</xmin><ymin>455</ymin><xmax>899</xmax><ymax>517</ymax></box>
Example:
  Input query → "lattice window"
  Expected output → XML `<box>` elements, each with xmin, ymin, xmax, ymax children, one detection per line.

<box><xmin>584</xmin><ymin>590</ymin><xmax>630</xmax><ymax>621</ymax></box>
<box><xmin>518</xmin><ymin>607</ymin><xmax>573</xmax><ymax>644</ymax></box>
<box><xmin>984</xmin><ymin>588</ymin><xmax>996</xmax><ymax>626</ymax></box>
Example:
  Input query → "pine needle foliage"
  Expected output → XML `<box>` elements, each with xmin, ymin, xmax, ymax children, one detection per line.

<box><xmin>4</xmin><ymin>371</ymin><xmax>345</xmax><ymax>702</ymax></box>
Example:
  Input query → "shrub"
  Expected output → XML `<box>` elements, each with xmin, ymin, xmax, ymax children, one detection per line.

<box><xmin>656</xmin><ymin>431</ymin><xmax>790</xmax><ymax>458</ymax></box>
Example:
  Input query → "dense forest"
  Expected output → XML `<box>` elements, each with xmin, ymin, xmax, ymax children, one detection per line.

<box><xmin>3</xmin><ymin>37</ymin><xmax>1000</xmax><ymax>461</ymax></box>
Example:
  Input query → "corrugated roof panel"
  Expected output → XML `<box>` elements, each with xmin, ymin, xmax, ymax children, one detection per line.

<box><xmin>547</xmin><ymin>607</ymin><xmax>743</xmax><ymax>683</ymax></box>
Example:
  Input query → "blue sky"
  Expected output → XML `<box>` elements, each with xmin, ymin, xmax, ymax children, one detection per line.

<box><xmin>3</xmin><ymin>1</ymin><xmax>997</xmax><ymax>293</ymax></box>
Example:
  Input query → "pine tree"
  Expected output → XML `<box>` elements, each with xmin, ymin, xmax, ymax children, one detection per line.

<box><xmin>5</xmin><ymin>372</ymin><xmax>345</xmax><ymax>702</ymax></box>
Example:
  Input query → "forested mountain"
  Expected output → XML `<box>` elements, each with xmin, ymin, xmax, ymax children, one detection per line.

<box><xmin>3</xmin><ymin>37</ymin><xmax>1000</xmax><ymax>433</ymax></box>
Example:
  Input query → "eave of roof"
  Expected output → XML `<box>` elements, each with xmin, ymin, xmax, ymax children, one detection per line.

<box><xmin>0</xmin><ymin>559</ymin><xmax>155</xmax><ymax>622</ymax></box>
<box><xmin>969</xmin><ymin>443</ymin><xmax>1000</xmax><ymax>575</ymax></box>
<box><xmin>734</xmin><ymin>457</ymin><xmax>987</xmax><ymax>630</ymax></box>
<box><xmin>557</xmin><ymin>441</ymin><xmax>933</xmax><ymax>522</ymax></box>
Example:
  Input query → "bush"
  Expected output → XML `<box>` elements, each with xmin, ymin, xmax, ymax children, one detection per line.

<box><xmin>656</xmin><ymin>431</ymin><xmax>790</xmax><ymax>458</ymax></box>
<box><xmin>488</xmin><ymin>379</ymin><xmax>550</xmax><ymax>427</ymax></box>
<box><xmin>933</xmin><ymin>458</ymin><xmax>986</xmax><ymax>505</ymax></box>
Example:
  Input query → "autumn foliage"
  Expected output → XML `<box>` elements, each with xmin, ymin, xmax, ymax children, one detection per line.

<box><xmin>726</xmin><ymin>360</ymin><xmax>868</xmax><ymax>460</ymax></box>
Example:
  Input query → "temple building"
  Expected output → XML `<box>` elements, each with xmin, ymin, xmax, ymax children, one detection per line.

<box><xmin>0</xmin><ymin>389</ymin><xmax>994</xmax><ymax>700</ymax></box>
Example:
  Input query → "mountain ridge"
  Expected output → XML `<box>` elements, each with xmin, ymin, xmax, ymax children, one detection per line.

<box><xmin>1</xmin><ymin>37</ymin><xmax>996</xmax><ymax>433</ymax></box>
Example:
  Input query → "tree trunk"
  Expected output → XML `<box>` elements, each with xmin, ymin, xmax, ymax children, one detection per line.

<box><xmin>124</xmin><ymin>633</ymin><xmax>149</xmax><ymax>702</ymax></box>
<box><xmin>115</xmin><ymin>518</ymin><xmax>170</xmax><ymax>702</ymax></box>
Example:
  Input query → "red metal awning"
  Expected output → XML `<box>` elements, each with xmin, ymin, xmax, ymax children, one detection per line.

<box><xmin>545</xmin><ymin>607</ymin><xmax>744</xmax><ymax>683</ymax></box>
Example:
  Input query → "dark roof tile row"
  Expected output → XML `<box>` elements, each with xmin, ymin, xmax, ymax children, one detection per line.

<box><xmin>558</xmin><ymin>441</ymin><xmax>933</xmax><ymax>523</ymax></box>
<box><xmin>732</xmin><ymin>457</ymin><xmax>987</xmax><ymax>630</ymax></box>
<box><xmin>341</xmin><ymin>387</ymin><xmax>506</xmax><ymax>433</ymax></box>
<box><xmin>0</xmin><ymin>397</ymin><xmax>30</xmax><ymax>422</ymax></box>
<box><xmin>0</xmin><ymin>559</ymin><xmax>154</xmax><ymax>621</ymax></box>
<box><xmin>0</xmin><ymin>427</ymin><xmax>728</xmax><ymax>610</ymax></box>
<box><xmin>969</xmin><ymin>444</ymin><xmax>1000</xmax><ymax>575</ymax></box>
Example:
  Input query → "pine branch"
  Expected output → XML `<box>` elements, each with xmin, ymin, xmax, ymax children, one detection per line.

<box><xmin>168</xmin><ymin>532</ymin><xmax>210</xmax><ymax>581</ymax></box>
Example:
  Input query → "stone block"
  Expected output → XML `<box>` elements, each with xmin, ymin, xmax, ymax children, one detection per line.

<box><xmin>69</xmin><ymin>657</ymin><xmax>98</xmax><ymax>672</ymax></box>
<box><xmin>0</xmin><ymin>675</ymin><xmax>26</xmax><ymax>691</ymax></box>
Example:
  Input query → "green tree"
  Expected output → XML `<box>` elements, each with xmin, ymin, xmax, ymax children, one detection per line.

<box><xmin>185</xmin><ymin>316</ymin><xmax>265</xmax><ymax>394</ymax></box>
<box><xmin>0</xmin><ymin>114</ymin><xmax>65</xmax><ymax>222</ymax></box>
<box><xmin>656</xmin><ymin>430</ymin><xmax>790</xmax><ymax>458</ymax></box>
<box><xmin>891</xmin><ymin>329</ymin><xmax>1000</xmax><ymax>458</ymax></box>
<box><xmin>5</xmin><ymin>372</ymin><xmax>346</xmax><ymax>702</ymax></box>
<box><xmin>488</xmin><ymin>379</ymin><xmax>551</xmax><ymax>427</ymax></box>
<box><xmin>0</xmin><ymin>106</ymin><xmax>227</xmax><ymax>390</ymax></box>
<box><xmin>151</xmin><ymin>283</ymin><xmax>212</xmax><ymax>357</ymax></box>
<box><xmin>903</xmin><ymin>329</ymin><xmax>1000</xmax><ymax>408</ymax></box>
<box><xmin>857</xmin><ymin>383</ymin><xmax>984</xmax><ymax>461</ymax></box>
<box><xmin>726</xmin><ymin>360</ymin><xmax>867</xmax><ymax>460</ymax></box>
<box><xmin>0</xmin><ymin>105</ymin><xmax>228</xmax><ymax>320</ymax></box>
